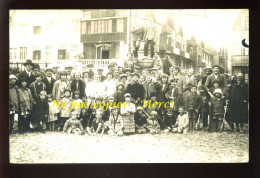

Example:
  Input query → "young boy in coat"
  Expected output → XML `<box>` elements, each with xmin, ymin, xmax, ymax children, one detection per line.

<box><xmin>47</xmin><ymin>94</ymin><xmax>59</xmax><ymax>131</ymax></box>
<box><xmin>29</xmin><ymin>72</ymin><xmax>46</xmax><ymax>102</ymax></box>
<box><xmin>186</xmin><ymin>85</ymin><xmax>202</xmax><ymax>132</ymax></box>
<box><xmin>210</xmin><ymin>88</ymin><xmax>225</xmax><ymax>132</ymax></box>
<box><xmin>172</xmin><ymin>106</ymin><xmax>189</xmax><ymax>134</ymax></box>
<box><xmin>134</xmin><ymin>107</ymin><xmax>148</xmax><ymax>134</ymax></box>
<box><xmin>32</xmin><ymin>91</ymin><xmax>49</xmax><ymax>133</ymax></box>
<box><xmin>18</xmin><ymin>77</ymin><xmax>34</xmax><ymax>133</ymax></box>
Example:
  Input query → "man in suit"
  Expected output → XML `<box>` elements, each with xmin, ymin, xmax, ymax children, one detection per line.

<box><xmin>42</xmin><ymin>67</ymin><xmax>56</xmax><ymax>95</ymax></box>
<box><xmin>143</xmin><ymin>17</ymin><xmax>157</xmax><ymax>58</ymax></box>
<box><xmin>162</xmin><ymin>51</ymin><xmax>173</xmax><ymax>75</ymax></box>
<box><xmin>17</xmin><ymin>59</ymin><xmax>36</xmax><ymax>88</ymax></box>
<box><xmin>97</xmin><ymin>68</ymin><xmax>106</xmax><ymax>82</ymax></box>
<box><xmin>65</xmin><ymin>65</ymin><xmax>73</xmax><ymax>82</ymax></box>
<box><xmin>201</xmin><ymin>66</ymin><xmax>212</xmax><ymax>85</ymax></box>
<box><xmin>205</xmin><ymin>65</ymin><xmax>228</xmax><ymax>98</ymax></box>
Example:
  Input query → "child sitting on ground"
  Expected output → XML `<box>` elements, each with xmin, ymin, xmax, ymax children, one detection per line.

<box><xmin>147</xmin><ymin>111</ymin><xmax>161</xmax><ymax>134</ymax></box>
<box><xmin>86</xmin><ymin>108</ymin><xmax>105</xmax><ymax>136</ymax></box>
<box><xmin>134</xmin><ymin>107</ymin><xmax>148</xmax><ymax>134</ymax></box>
<box><xmin>63</xmin><ymin>111</ymin><xmax>85</xmax><ymax>135</ymax></box>
<box><xmin>172</xmin><ymin>106</ymin><xmax>189</xmax><ymax>134</ymax></box>
<box><xmin>47</xmin><ymin>94</ymin><xmax>59</xmax><ymax>131</ymax></box>
<box><xmin>210</xmin><ymin>88</ymin><xmax>225</xmax><ymax>132</ymax></box>
<box><xmin>108</xmin><ymin>107</ymin><xmax>124</xmax><ymax>136</ymax></box>
<box><xmin>161</xmin><ymin>108</ymin><xmax>176</xmax><ymax>133</ymax></box>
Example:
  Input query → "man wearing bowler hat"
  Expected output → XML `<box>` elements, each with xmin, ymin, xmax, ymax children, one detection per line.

<box><xmin>18</xmin><ymin>59</ymin><xmax>36</xmax><ymax>87</ymax></box>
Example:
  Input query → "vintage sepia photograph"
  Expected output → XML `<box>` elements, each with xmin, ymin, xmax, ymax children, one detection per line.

<box><xmin>9</xmin><ymin>9</ymin><xmax>249</xmax><ymax>163</ymax></box>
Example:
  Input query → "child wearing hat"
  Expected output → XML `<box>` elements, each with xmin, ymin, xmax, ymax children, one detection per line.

<box><xmin>32</xmin><ymin>91</ymin><xmax>49</xmax><ymax>133</ymax></box>
<box><xmin>29</xmin><ymin>72</ymin><xmax>47</xmax><ymax>102</ymax></box>
<box><xmin>108</xmin><ymin>107</ymin><xmax>124</xmax><ymax>136</ymax></box>
<box><xmin>9</xmin><ymin>74</ymin><xmax>20</xmax><ymax>134</ymax></box>
<box><xmin>58</xmin><ymin>89</ymin><xmax>72</xmax><ymax>131</ymax></box>
<box><xmin>121</xmin><ymin>93</ymin><xmax>136</xmax><ymax>135</ymax></box>
<box><xmin>134</xmin><ymin>107</ymin><xmax>148</xmax><ymax>134</ymax></box>
<box><xmin>172</xmin><ymin>106</ymin><xmax>189</xmax><ymax>134</ymax></box>
<box><xmin>18</xmin><ymin>77</ymin><xmax>34</xmax><ymax>133</ymax></box>
<box><xmin>63</xmin><ymin>111</ymin><xmax>85</xmax><ymax>135</ymax></box>
<box><xmin>47</xmin><ymin>94</ymin><xmax>59</xmax><ymax>131</ymax></box>
<box><xmin>147</xmin><ymin>111</ymin><xmax>161</xmax><ymax>134</ymax></box>
<box><xmin>210</xmin><ymin>88</ymin><xmax>225</xmax><ymax>132</ymax></box>
<box><xmin>114</xmin><ymin>83</ymin><xmax>126</xmax><ymax>103</ymax></box>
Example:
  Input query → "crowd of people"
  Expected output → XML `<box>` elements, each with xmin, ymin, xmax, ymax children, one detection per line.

<box><xmin>9</xmin><ymin>52</ymin><xmax>249</xmax><ymax>136</ymax></box>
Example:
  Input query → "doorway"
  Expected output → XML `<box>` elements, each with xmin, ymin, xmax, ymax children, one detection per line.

<box><xmin>96</xmin><ymin>44</ymin><xmax>111</xmax><ymax>59</ymax></box>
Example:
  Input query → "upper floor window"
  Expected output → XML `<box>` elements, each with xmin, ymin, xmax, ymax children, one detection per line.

<box><xmin>33</xmin><ymin>26</ymin><xmax>42</xmax><ymax>35</ymax></box>
<box><xmin>81</xmin><ymin>18</ymin><xmax>125</xmax><ymax>35</ymax></box>
<box><xmin>20</xmin><ymin>47</ymin><xmax>27</xmax><ymax>60</ymax></box>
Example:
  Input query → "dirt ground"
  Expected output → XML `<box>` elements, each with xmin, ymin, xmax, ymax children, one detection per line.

<box><xmin>10</xmin><ymin>130</ymin><xmax>249</xmax><ymax>163</ymax></box>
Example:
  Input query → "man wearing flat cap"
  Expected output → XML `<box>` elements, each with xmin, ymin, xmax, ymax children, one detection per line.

<box><xmin>205</xmin><ymin>65</ymin><xmax>227</xmax><ymax>98</ymax></box>
<box><xmin>97</xmin><ymin>68</ymin><xmax>106</xmax><ymax>82</ymax></box>
<box><xmin>201</xmin><ymin>66</ymin><xmax>212</xmax><ymax>86</ymax></box>
<box><xmin>162</xmin><ymin>51</ymin><xmax>174</xmax><ymax>75</ymax></box>
<box><xmin>18</xmin><ymin>59</ymin><xmax>36</xmax><ymax>87</ymax></box>
<box><xmin>42</xmin><ymin>67</ymin><xmax>56</xmax><ymax>95</ymax></box>
<box><xmin>65</xmin><ymin>65</ymin><xmax>73</xmax><ymax>82</ymax></box>
<box><xmin>87</xmin><ymin>64</ymin><xmax>95</xmax><ymax>80</ymax></box>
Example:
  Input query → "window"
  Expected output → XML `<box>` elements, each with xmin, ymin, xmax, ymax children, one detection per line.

<box><xmin>45</xmin><ymin>46</ymin><xmax>51</xmax><ymax>60</ymax></box>
<box><xmin>10</xmin><ymin>48</ymin><xmax>17</xmax><ymax>60</ymax></box>
<box><xmin>81</xmin><ymin>21</ymin><xmax>87</xmax><ymax>34</ymax></box>
<box><xmin>82</xmin><ymin>19</ymin><xmax>121</xmax><ymax>34</ymax></box>
<box><xmin>33</xmin><ymin>50</ymin><xmax>41</xmax><ymax>60</ymax></box>
<box><xmin>241</xmin><ymin>16</ymin><xmax>249</xmax><ymax>30</ymax></box>
<box><xmin>20</xmin><ymin>47</ymin><xmax>27</xmax><ymax>60</ymax></box>
<box><xmin>58</xmin><ymin>50</ymin><xmax>66</xmax><ymax>60</ymax></box>
<box><xmin>33</xmin><ymin>26</ymin><xmax>42</xmax><ymax>35</ymax></box>
<box><xmin>116</xmin><ymin>19</ymin><xmax>124</xmax><ymax>32</ymax></box>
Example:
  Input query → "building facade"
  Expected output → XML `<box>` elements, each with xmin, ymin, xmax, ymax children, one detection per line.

<box><xmin>10</xmin><ymin>10</ymin><xmax>83</xmax><ymax>65</ymax></box>
<box><xmin>231</xmin><ymin>10</ymin><xmax>249</xmax><ymax>83</ymax></box>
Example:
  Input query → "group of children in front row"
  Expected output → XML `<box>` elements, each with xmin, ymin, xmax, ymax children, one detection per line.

<box><xmin>10</xmin><ymin>72</ymin><xmax>226</xmax><ymax>136</ymax></box>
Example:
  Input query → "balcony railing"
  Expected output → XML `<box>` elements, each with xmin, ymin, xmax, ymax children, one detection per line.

<box><xmin>10</xmin><ymin>59</ymin><xmax>118</xmax><ymax>72</ymax></box>
<box><xmin>232</xmin><ymin>55</ymin><xmax>249</xmax><ymax>66</ymax></box>
<box><xmin>81</xmin><ymin>32</ymin><xmax>127</xmax><ymax>43</ymax></box>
